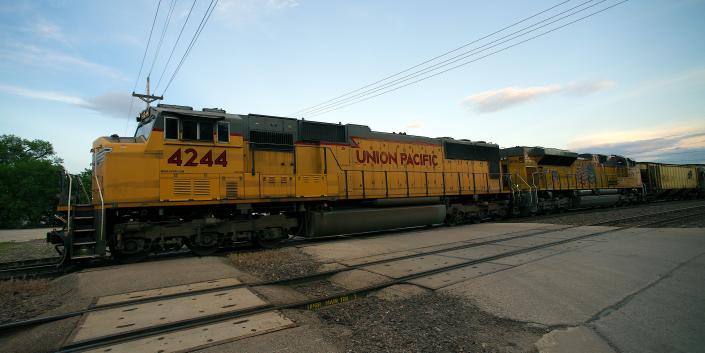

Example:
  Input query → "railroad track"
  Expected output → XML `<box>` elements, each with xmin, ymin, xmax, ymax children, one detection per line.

<box><xmin>0</xmin><ymin>257</ymin><xmax>62</xmax><ymax>280</ymax></box>
<box><xmin>509</xmin><ymin>199</ymin><xmax>705</xmax><ymax>224</ymax></box>
<box><xmin>598</xmin><ymin>205</ymin><xmax>705</xmax><ymax>227</ymax></box>
<box><xmin>1</xmin><ymin>205</ymin><xmax>703</xmax><ymax>352</ymax></box>
<box><xmin>4</xmin><ymin>201</ymin><xmax>702</xmax><ymax>280</ymax></box>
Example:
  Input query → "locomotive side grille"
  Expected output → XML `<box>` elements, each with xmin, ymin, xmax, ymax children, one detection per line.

<box><xmin>300</xmin><ymin>121</ymin><xmax>346</xmax><ymax>143</ymax></box>
<box><xmin>225</xmin><ymin>181</ymin><xmax>239</xmax><ymax>199</ymax></box>
<box><xmin>249</xmin><ymin>130</ymin><xmax>294</xmax><ymax>151</ymax></box>
<box><xmin>173</xmin><ymin>179</ymin><xmax>191</xmax><ymax>196</ymax></box>
<box><xmin>193</xmin><ymin>179</ymin><xmax>210</xmax><ymax>196</ymax></box>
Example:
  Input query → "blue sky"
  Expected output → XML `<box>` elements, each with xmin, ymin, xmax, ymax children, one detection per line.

<box><xmin>1</xmin><ymin>0</ymin><xmax>704</xmax><ymax>172</ymax></box>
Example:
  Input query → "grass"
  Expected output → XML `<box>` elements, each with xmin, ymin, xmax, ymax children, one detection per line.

<box><xmin>0</xmin><ymin>241</ymin><xmax>15</xmax><ymax>252</ymax></box>
<box><xmin>0</xmin><ymin>240</ymin><xmax>58</xmax><ymax>262</ymax></box>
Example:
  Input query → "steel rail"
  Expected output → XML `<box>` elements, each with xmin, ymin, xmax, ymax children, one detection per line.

<box><xmin>0</xmin><ymin>205</ymin><xmax>705</xmax><ymax>332</ymax></box>
<box><xmin>3</xmin><ymin>204</ymin><xmax>705</xmax><ymax>334</ymax></box>
<box><xmin>0</xmin><ymin>257</ymin><xmax>60</xmax><ymax>270</ymax></box>
<box><xmin>55</xmin><ymin>209</ymin><xmax>695</xmax><ymax>353</ymax></box>
<box><xmin>0</xmin><ymin>224</ymin><xmax>572</xmax><ymax>332</ymax></box>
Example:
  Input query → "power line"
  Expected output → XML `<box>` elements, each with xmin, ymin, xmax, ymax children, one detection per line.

<box><xmin>289</xmin><ymin>0</ymin><xmax>575</xmax><ymax>117</ymax></box>
<box><xmin>299</xmin><ymin>0</ymin><xmax>603</xmax><ymax>118</ymax></box>
<box><xmin>147</xmin><ymin>0</ymin><xmax>178</xmax><ymax>77</ymax></box>
<box><xmin>161</xmin><ymin>0</ymin><xmax>219</xmax><ymax>95</ymax></box>
<box><xmin>154</xmin><ymin>0</ymin><xmax>198</xmax><ymax>92</ymax></box>
<box><xmin>125</xmin><ymin>0</ymin><xmax>163</xmax><ymax>135</ymax></box>
<box><xmin>305</xmin><ymin>0</ymin><xmax>629</xmax><ymax>119</ymax></box>
<box><xmin>303</xmin><ymin>0</ymin><xmax>624</xmax><ymax>118</ymax></box>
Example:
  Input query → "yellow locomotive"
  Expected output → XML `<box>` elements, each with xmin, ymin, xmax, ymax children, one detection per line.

<box><xmin>50</xmin><ymin>104</ymin><xmax>644</xmax><ymax>262</ymax></box>
<box><xmin>502</xmin><ymin>147</ymin><xmax>643</xmax><ymax>213</ymax></box>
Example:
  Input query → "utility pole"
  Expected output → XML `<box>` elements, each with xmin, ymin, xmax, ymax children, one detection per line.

<box><xmin>132</xmin><ymin>76</ymin><xmax>163</xmax><ymax>108</ymax></box>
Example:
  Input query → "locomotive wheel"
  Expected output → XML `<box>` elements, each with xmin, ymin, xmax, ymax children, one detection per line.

<box><xmin>113</xmin><ymin>238</ymin><xmax>149</xmax><ymax>264</ymax></box>
<box><xmin>187</xmin><ymin>232</ymin><xmax>220</xmax><ymax>256</ymax></box>
<box><xmin>255</xmin><ymin>229</ymin><xmax>286</xmax><ymax>249</ymax></box>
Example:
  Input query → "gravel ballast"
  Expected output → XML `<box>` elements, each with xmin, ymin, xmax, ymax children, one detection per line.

<box><xmin>0</xmin><ymin>274</ymin><xmax>77</xmax><ymax>325</ymax></box>
<box><xmin>316</xmin><ymin>289</ymin><xmax>546</xmax><ymax>353</ymax></box>
<box><xmin>227</xmin><ymin>247</ymin><xmax>322</xmax><ymax>281</ymax></box>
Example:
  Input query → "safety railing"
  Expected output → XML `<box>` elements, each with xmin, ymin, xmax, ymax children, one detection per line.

<box><xmin>59</xmin><ymin>170</ymin><xmax>92</xmax><ymax>237</ymax></box>
<box><xmin>527</xmin><ymin>170</ymin><xmax>627</xmax><ymax>192</ymax></box>
<box><xmin>510</xmin><ymin>173</ymin><xmax>536</xmax><ymax>206</ymax></box>
<box><xmin>318</xmin><ymin>146</ymin><xmax>506</xmax><ymax>198</ymax></box>
<box><xmin>92</xmin><ymin>149</ymin><xmax>105</xmax><ymax>243</ymax></box>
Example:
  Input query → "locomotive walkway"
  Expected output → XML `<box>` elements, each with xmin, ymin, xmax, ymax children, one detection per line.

<box><xmin>0</xmin><ymin>207</ymin><xmax>703</xmax><ymax>353</ymax></box>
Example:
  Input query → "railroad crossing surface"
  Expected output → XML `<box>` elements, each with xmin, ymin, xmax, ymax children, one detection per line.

<box><xmin>299</xmin><ymin>223</ymin><xmax>705</xmax><ymax>353</ymax></box>
<box><xmin>2</xmin><ymin>221</ymin><xmax>704</xmax><ymax>353</ymax></box>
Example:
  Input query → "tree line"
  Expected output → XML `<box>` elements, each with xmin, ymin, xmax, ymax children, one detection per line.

<box><xmin>0</xmin><ymin>135</ymin><xmax>90</xmax><ymax>229</ymax></box>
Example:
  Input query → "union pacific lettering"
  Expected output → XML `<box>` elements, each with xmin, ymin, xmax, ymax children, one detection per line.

<box><xmin>355</xmin><ymin>150</ymin><xmax>438</xmax><ymax>166</ymax></box>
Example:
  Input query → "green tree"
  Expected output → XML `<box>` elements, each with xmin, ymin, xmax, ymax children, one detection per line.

<box><xmin>77</xmin><ymin>168</ymin><xmax>93</xmax><ymax>204</ymax></box>
<box><xmin>0</xmin><ymin>135</ymin><xmax>65</xmax><ymax>228</ymax></box>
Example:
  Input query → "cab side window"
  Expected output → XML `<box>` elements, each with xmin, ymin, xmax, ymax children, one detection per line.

<box><xmin>182</xmin><ymin>120</ymin><xmax>198</xmax><ymax>140</ymax></box>
<box><xmin>217</xmin><ymin>122</ymin><xmax>229</xmax><ymax>143</ymax></box>
<box><xmin>165</xmin><ymin>117</ymin><xmax>179</xmax><ymax>139</ymax></box>
<box><xmin>164</xmin><ymin>117</ymin><xmax>217</xmax><ymax>142</ymax></box>
<box><xmin>199</xmin><ymin>122</ymin><xmax>213</xmax><ymax>142</ymax></box>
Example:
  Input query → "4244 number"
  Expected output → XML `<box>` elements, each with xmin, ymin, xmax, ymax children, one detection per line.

<box><xmin>167</xmin><ymin>148</ymin><xmax>227</xmax><ymax>167</ymax></box>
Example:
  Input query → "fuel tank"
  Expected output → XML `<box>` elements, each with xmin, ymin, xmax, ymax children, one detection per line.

<box><xmin>306</xmin><ymin>204</ymin><xmax>447</xmax><ymax>237</ymax></box>
<box><xmin>573</xmin><ymin>194</ymin><xmax>621</xmax><ymax>208</ymax></box>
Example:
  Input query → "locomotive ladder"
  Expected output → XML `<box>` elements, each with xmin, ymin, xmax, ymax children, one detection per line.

<box><xmin>58</xmin><ymin>165</ymin><xmax>105</xmax><ymax>261</ymax></box>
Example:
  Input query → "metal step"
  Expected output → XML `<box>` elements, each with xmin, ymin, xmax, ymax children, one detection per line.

<box><xmin>73</xmin><ymin>216</ymin><xmax>94</xmax><ymax>220</ymax></box>
<box><xmin>73</xmin><ymin>241</ymin><xmax>97</xmax><ymax>246</ymax></box>
<box><xmin>71</xmin><ymin>254</ymin><xmax>99</xmax><ymax>260</ymax></box>
<box><xmin>73</xmin><ymin>228</ymin><xmax>96</xmax><ymax>233</ymax></box>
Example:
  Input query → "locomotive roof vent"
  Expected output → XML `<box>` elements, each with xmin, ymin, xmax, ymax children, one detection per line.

<box><xmin>157</xmin><ymin>104</ymin><xmax>193</xmax><ymax>111</ymax></box>
<box><xmin>202</xmin><ymin>107</ymin><xmax>226</xmax><ymax>113</ymax></box>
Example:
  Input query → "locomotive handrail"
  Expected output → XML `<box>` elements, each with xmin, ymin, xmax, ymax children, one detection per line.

<box><xmin>75</xmin><ymin>176</ymin><xmax>91</xmax><ymax>204</ymax></box>
<box><xmin>512</xmin><ymin>173</ymin><xmax>535</xmax><ymax>206</ymax></box>
<box><xmin>65</xmin><ymin>171</ymin><xmax>72</xmax><ymax>236</ymax></box>
<box><xmin>93</xmin><ymin>149</ymin><xmax>105</xmax><ymax>243</ymax></box>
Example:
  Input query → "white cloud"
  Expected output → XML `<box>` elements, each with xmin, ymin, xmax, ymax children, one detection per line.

<box><xmin>268</xmin><ymin>0</ymin><xmax>300</xmax><ymax>9</ymax></box>
<box><xmin>83</xmin><ymin>92</ymin><xmax>141</xmax><ymax>118</ymax></box>
<box><xmin>568</xmin><ymin>122</ymin><xmax>705</xmax><ymax>164</ymax></box>
<box><xmin>30</xmin><ymin>18</ymin><xmax>68</xmax><ymax>43</ymax></box>
<box><xmin>216</xmin><ymin>0</ymin><xmax>300</xmax><ymax>26</ymax></box>
<box><xmin>0</xmin><ymin>84</ymin><xmax>88</xmax><ymax>106</ymax></box>
<box><xmin>0</xmin><ymin>84</ymin><xmax>139</xmax><ymax>119</ymax></box>
<box><xmin>616</xmin><ymin>68</ymin><xmax>705</xmax><ymax>101</ymax></box>
<box><xmin>462</xmin><ymin>80</ymin><xmax>615</xmax><ymax>113</ymax></box>
<box><xmin>0</xmin><ymin>43</ymin><xmax>127</xmax><ymax>81</ymax></box>
<box><xmin>406</xmin><ymin>122</ymin><xmax>424</xmax><ymax>129</ymax></box>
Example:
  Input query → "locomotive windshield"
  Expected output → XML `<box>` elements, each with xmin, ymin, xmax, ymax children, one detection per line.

<box><xmin>134</xmin><ymin>117</ymin><xmax>156</xmax><ymax>140</ymax></box>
